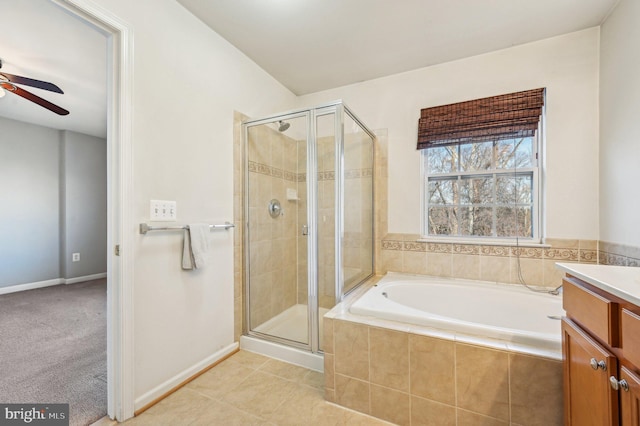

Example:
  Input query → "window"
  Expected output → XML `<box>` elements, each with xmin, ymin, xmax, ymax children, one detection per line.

<box><xmin>418</xmin><ymin>89</ymin><xmax>544</xmax><ymax>241</ymax></box>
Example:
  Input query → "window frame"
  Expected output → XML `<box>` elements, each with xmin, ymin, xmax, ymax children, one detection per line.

<box><xmin>420</xmin><ymin>126</ymin><xmax>544</xmax><ymax>244</ymax></box>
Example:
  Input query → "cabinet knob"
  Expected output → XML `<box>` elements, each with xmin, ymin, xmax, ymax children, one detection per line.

<box><xmin>590</xmin><ymin>358</ymin><xmax>606</xmax><ymax>370</ymax></box>
<box><xmin>609</xmin><ymin>376</ymin><xmax>629</xmax><ymax>392</ymax></box>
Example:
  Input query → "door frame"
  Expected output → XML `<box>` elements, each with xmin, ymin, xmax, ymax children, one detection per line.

<box><xmin>51</xmin><ymin>0</ymin><xmax>135</xmax><ymax>420</ymax></box>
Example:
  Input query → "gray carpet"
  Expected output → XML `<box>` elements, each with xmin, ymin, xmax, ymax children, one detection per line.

<box><xmin>0</xmin><ymin>279</ymin><xmax>107</xmax><ymax>426</ymax></box>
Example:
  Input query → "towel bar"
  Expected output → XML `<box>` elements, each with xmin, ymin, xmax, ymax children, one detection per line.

<box><xmin>139</xmin><ymin>222</ymin><xmax>235</xmax><ymax>234</ymax></box>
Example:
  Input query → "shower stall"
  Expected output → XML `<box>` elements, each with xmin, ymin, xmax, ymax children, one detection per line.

<box><xmin>242</xmin><ymin>101</ymin><xmax>375</xmax><ymax>358</ymax></box>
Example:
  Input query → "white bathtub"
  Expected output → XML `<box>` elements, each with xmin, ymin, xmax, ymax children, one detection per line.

<box><xmin>349</xmin><ymin>273</ymin><xmax>565</xmax><ymax>351</ymax></box>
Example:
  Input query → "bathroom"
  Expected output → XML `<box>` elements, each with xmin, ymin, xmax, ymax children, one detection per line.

<box><xmin>3</xmin><ymin>0</ymin><xmax>639</xmax><ymax>425</ymax></box>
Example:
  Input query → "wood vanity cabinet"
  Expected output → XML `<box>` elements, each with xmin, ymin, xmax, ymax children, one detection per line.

<box><xmin>562</xmin><ymin>275</ymin><xmax>640</xmax><ymax>426</ymax></box>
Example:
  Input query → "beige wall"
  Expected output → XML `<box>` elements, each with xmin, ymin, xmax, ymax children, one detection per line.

<box><xmin>600</xmin><ymin>0</ymin><xmax>640</xmax><ymax>250</ymax></box>
<box><xmin>86</xmin><ymin>0</ymin><xmax>296</xmax><ymax>407</ymax></box>
<box><xmin>297</xmin><ymin>28</ymin><xmax>601</xmax><ymax>242</ymax></box>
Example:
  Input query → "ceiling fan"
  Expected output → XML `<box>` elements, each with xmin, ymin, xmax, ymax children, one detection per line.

<box><xmin>0</xmin><ymin>59</ymin><xmax>69</xmax><ymax>116</ymax></box>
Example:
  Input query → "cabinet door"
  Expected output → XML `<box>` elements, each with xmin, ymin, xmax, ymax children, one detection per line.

<box><xmin>620</xmin><ymin>366</ymin><xmax>640</xmax><ymax>426</ymax></box>
<box><xmin>562</xmin><ymin>318</ymin><xmax>618</xmax><ymax>426</ymax></box>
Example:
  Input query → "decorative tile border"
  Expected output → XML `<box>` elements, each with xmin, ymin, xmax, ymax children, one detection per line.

<box><xmin>403</xmin><ymin>241</ymin><xmax>426</xmax><ymax>252</ymax></box>
<box><xmin>480</xmin><ymin>245</ymin><xmax>510</xmax><ymax>257</ymax></box>
<box><xmin>249</xmin><ymin>160</ymin><xmax>372</xmax><ymax>184</ymax></box>
<box><xmin>511</xmin><ymin>247</ymin><xmax>544</xmax><ymax>259</ymax></box>
<box><xmin>319</xmin><ymin>171</ymin><xmax>335</xmax><ymax>181</ymax></box>
<box><xmin>599</xmin><ymin>251</ymin><xmax>640</xmax><ymax>267</ymax></box>
<box><xmin>598</xmin><ymin>241</ymin><xmax>640</xmax><ymax>267</ymax></box>
<box><xmin>453</xmin><ymin>244</ymin><xmax>480</xmax><ymax>255</ymax></box>
<box><xmin>543</xmin><ymin>248</ymin><xmax>579</xmax><ymax>261</ymax></box>
<box><xmin>380</xmin><ymin>235</ymin><xmax>640</xmax><ymax>268</ymax></box>
<box><xmin>427</xmin><ymin>243</ymin><xmax>451</xmax><ymax>254</ymax></box>
<box><xmin>248</xmin><ymin>161</ymin><xmax>295</xmax><ymax>182</ymax></box>
<box><xmin>579</xmin><ymin>250</ymin><xmax>598</xmax><ymax>263</ymax></box>
<box><xmin>381</xmin><ymin>240</ymin><xmax>403</xmax><ymax>251</ymax></box>
<box><xmin>599</xmin><ymin>251</ymin><xmax>627</xmax><ymax>266</ymax></box>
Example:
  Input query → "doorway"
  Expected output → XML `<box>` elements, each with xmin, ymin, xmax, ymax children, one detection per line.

<box><xmin>46</xmin><ymin>0</ymin><xmax>134</xmax><ymax>421</ymax></box>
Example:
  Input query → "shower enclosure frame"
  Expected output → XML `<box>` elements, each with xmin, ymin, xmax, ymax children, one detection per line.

<box><xmin>242</xmin><ymin>100</ymin><xmax>376</xmax><ymax>354</ymax></box>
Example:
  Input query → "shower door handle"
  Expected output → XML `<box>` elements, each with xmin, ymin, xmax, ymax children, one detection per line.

<box><xmin>302</xmin><ymin>225</ymin><xmax>308</xmax><ymax>236</ymax></box>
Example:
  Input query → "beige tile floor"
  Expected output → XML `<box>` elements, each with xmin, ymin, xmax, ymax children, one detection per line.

<box><xmin>123</xmin><ymin>350</ymin><xmax>392</xmax><ymax>426</ymax></box>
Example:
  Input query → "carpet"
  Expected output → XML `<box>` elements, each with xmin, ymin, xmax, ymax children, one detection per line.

<box><xmin>0</xmin><ymin>279</ymin><xmax>107</xmax><ymax>426</ymax></box>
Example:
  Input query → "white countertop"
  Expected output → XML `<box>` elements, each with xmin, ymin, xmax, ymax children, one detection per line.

<box><xmin>556</xmin><ymin>263</ymin><xmax>640</xmax><ymax>306</ymax></box>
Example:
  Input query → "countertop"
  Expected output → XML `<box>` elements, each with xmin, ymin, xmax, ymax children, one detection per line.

<box><xmin>556</xmin><ymin>263</ymin><xmax>640</xmax><ymax>306</ymax></box>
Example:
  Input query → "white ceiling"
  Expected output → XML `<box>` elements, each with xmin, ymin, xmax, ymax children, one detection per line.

<box><xmin>177</xmin><ymin>0</ymin><xmax>618</xmax><ymax>95</ymax></box>
<box><xmin>0</xmin><ymin>0</ymin><xmax>107</xmax><ymax>139</ymax></box>
<box><xmin>0</xmin><ymin>1</ymin><xmax>618</xmax><ymax>138</ymax></box>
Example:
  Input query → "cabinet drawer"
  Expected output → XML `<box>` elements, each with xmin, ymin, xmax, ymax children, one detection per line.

<box><xmin>563</xmin><ymin>277</ymin><xmax>618</xmax><ymax>346</ymax></box>
<box><xmin>622</xmin><ymin>309</ymin><xmax>640</xmax><ymax>367</ymax></box>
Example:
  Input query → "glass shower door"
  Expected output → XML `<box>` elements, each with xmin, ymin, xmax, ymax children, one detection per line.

<box><xmin>316</xmin><ymin>110</ymin><xmax>336</xmax><ymax>352</ymax></box>
<box><xmin>342</xmin><ymin>110</ymin><xmax>374</xmax><ymax>294</ymax></box>
<box><xmin>245</xmin><ymin>114</ymin><xmax>310</xmax><ymax>346</ymax></box>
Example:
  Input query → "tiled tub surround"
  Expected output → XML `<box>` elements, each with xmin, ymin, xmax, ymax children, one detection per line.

<box><xmin>324</xmin><ymin>276</ymin><xmax>563</xmax><ymax>426</ymax></box>
<box><xmin>380</xmin><ymin>236</ymin><xmax>600</xmax><ymax>288</ymax></box>
<box><xmin>379</xmin><ymin>236</ymin><xmax>640</xmax><ymax>287</ymax></box>
<box><xmin>599</xmin><ymin>240</ymin><xmax>640</xmax><ymax>266</ymax></box>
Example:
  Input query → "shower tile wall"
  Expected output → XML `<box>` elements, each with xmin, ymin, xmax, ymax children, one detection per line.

<box><xmin>343</xmin><ymin>132</ymin><xmax>374</xmax><ymax>293</ymax></box>
<box><xmin>292</xmin><ymin>134</ymin><xmax>348</xmax><ymax>310</ymax></box>
<box><xmin>247</xmin><ymin>124</ymin><xmax>301</xmax><ymax>327</ymax></box>
<box><xmin>316</xmin><ymin>136</ymin><xmax>336</xmax><ymax>309</ymax></box>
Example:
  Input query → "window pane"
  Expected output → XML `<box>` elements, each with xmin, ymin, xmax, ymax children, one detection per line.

<box><xmin>428</xmin><ymin>207</ymin><xmax>457</xmax><ymax>235</ymax></box>
<box><xmin>460</xmin><ymin>141</ymin><xmax>492</xmax><ymax>172</ymax></box>
<box><xmin>496</xmin><ymin>137</ymin><xmax>534</xmax><ymax>169</ymax></box>
<box><xmin>459</xmin><ymin>206</ymin><xmax>493</xmax><ymax>236</ymax></box>
<box><xmin>427</xmin><ymin>146</ymin><xmax>457</xmax><ymax>174</ymax></box>
<box><xmin>496</xmin><ymin>207</ymin><xmax>532</xmax><ymax>237</ymax></box>
<box><xmin>496</xmin><ymin>175</ymin><xmax>532</xmax><ymax>204</ymax></box>
<box><xmin>459</xmin><ymin>176</ymin><xmax>493</xmax><ymax>204</ymax></box>
<box><xmin>428</xmin><ymin>179</ymin><xmax>455</xmax><ymax>205</ymax></box>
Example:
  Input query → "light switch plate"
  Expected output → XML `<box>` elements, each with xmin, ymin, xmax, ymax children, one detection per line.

<box><xmin>150</xmin><ymin>200</ymin><xmax>177</xmax><ymax>221</ymax></box>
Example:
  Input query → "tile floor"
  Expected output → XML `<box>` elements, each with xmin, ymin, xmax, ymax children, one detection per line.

<box><xmin>122</xmin><ymin>350</ymin><xmax>392</xmax><ymax>425</ymax></box>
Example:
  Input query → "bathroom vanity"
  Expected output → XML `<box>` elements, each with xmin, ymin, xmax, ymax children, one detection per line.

<box><xmin>557</xmin><ymin>263</ymin><xmax>640</xmax><ymax>426</ymax></box>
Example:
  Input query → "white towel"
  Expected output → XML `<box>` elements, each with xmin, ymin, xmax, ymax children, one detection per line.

<box><xmin>182</xmin><ymin>223</ymin><xmax>210</xmax><ymax>270</ymax></box>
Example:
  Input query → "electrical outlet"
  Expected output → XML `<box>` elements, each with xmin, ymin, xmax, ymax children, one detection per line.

<box><xmin>72</xmin><ymin>253</ymin><xmax>80</xmax><ymax>262</ymax></box>
<box><xmin>150</xmin><ymin>200</ymin><xmax>177</xmax><ymax>221</ymax></box>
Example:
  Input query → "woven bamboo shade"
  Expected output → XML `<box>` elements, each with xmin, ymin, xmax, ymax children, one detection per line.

<box><xmin>417</xmin><ymin>88</ymin><xmax>545</xmax><ymax>149</ymax></box>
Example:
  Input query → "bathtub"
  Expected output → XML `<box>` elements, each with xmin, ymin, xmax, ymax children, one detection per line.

<box><xmin>349</xmin><ymin>272</ymin><xmax>565</xmax><ymax>351</ymax></box>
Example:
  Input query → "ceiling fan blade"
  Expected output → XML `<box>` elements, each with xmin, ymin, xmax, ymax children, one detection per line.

<box><xmin>2</xmin><ymin>83</ymin><xmax>69</xmax><ymax>116</ymax></box>
<box><xmin>0</xmin><ymin>72</ymin><xmax>64</xmax><ymax>94</ymax></box>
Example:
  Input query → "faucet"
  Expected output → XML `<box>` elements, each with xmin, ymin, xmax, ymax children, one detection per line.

<box><xmin>549</xmin><ymin>284</ymin><xmax>563</xmax><ymax>296</ymax></box>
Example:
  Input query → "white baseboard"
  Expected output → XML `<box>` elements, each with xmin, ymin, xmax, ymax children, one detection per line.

<box><xmin>134</xmin><ymin>342</ymin><xmax>239</xmax><ymax>411</ymax></box>
<box><xmin>65</xmin><ymin>272</ymin><xmax>107</xmax><ymax>284</ymax></box>
<box><xmin>0</xmin><ymin>273</ymin><xmax>108</xmax><ymax>295</ymax></box>
<box><xmin>0</xmin><ymin>278</ymin><xmax>63</xmax><ymax>295</ymax></box>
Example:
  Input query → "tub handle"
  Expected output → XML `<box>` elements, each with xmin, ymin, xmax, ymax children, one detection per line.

<box><xmin>590</xmin><ymin>358</ymin><xmax>606</xmax><ymax>370</ymax></box>
<box><xmin>268</xmin><ymin>199</ymin><xmax>282</xmax><ymax>218</ymax></box>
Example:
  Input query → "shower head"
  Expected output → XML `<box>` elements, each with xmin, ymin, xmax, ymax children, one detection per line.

<box><xmin>278</xmin><ymin>120</ymin><xmax>290</xmax><ymax>132</ymax></box>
